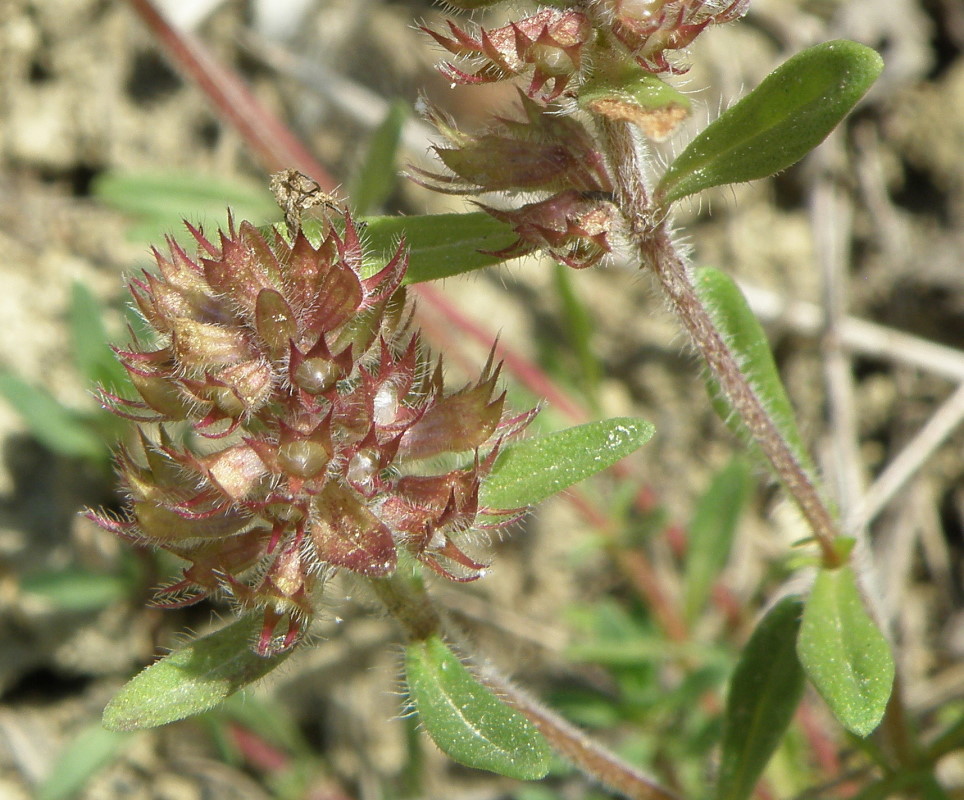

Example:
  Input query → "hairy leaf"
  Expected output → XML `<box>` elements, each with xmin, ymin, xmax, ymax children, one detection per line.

<box><xmin>657</xmin><ymin>41</ymin><xmax>883</xmax><ymax>203</ymax></box>
<box><xmin>365</xmin><ymin>212</ymin><xmax>518</xmax><ymax>283</ymax></box>
<box><xmin>103</xmin><ymin>615</ymin><xmax>292</xmax><ymax>730</ymax></box>
<box><xmin>294</xmin><ymin>213</ymin><xmax>518</xmax><ymax>283</ymax></box>
<box><xmin>480</xmin><ymin>417</ymin><xmax>654</xmax><ymax>510</ymax></box>
<box><xmin>797</xmin><ymin>565</ymin><xmax>895</xmax><ymax>737</ymax></box>
<box><xmin>695</xmin><ymin>267</ymin><xmax>814</xmax><ymax>475</ymax></box>
<box><xmin>405</xmin><ymin>636</ymin><xmax>550</xmax><ymax>779</ymax></box>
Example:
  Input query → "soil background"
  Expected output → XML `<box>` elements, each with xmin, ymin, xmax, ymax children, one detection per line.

<box><xmin>0</xmin><ymin>1</ymin><xmax>963</xmax><ymax>798</ymax></box>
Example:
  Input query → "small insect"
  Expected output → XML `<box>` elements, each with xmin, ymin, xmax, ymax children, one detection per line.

<box><xmin>269</xmin><ymin>168</ymin><xmax>341</xmax><ymax>235</ymax></box>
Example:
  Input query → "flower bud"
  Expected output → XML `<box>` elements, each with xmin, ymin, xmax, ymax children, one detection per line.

<box><xmin>480</xmin><ymin>190</ymin><xmax>619</xmax><ymax>269</ymax></box>
<box><xmin>596</xmin><ymin>0</ymin><xmax>749</xmax><ymax>73</ymax></box>
<box><xmin>413</xmin><ymin>93</ymin><xmax>613</xmax><ymax>195</ymax></box>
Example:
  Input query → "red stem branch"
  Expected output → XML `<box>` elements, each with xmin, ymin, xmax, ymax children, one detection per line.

<box><xmin>600</xmin><ymin>119</ymin><xmax>841</xmax><ymax>565</ymax></box>
<box><xmin>124</xmin><ymin>0</ymin><xmax>336</xmax><ymax>189</ymax></box>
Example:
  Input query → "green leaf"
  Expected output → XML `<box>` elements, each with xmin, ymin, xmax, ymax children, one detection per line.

<box><xmin>21</xmin><ymin>568</ymin><xmax>133</xmax><ymax>612</ymax></box>
<box><xmin>657</xmin><ymin>40</ymin><xmax>883</xmax><ymax>203</ymax></box>
<box><xmin>69</xmin><ymin>282</ymin><xmax>129</xmax><ymax>391</ymax></box>
<box><xmin>683</xmin><ymin>458</ymin><xmax>752</xmax><ymax>624</ymax></box>
<box><xmin>716</xmin><ymin>597</ymin><xmax>806</xmax><ymax>800</ymax></box>
<box><xmin>694</xmin><ymin>267</ymin><xmax>814</xmax><ymax>475</ymax></box>
<box><xmin>797</xmin><ymin>565</ymin><xmax>895</xmax><ymax>737</ymax></box>
<box><xmin>290</xmin><ymin>213</ymin><xmax>518</xmax><ymax>283</ymax></box>
<box><xmin>852</xmin><ymin>772</ymin><xmax>954</xmax><ymax>800</ymax></box>
<box><xmin>0</xmin><ymin>370</ymin><xmax>106</xmax><ymax>460</ymax></box>
<box><xmin>405</xmin><ymin>636</ymin><xmax>550</xmax><ymax>779</ymax></box>
<box><xmin>103</xmin><ymin>615</ymin><xmax>293</xmax><ymax>731</ymax></box>
<box><xmin>365</xmin><ymin>212</ymin><xmax>519</xmax><ymax>283</ymax></box>
<box><xmin>350</xmin><ymin>100</ymin><xmax>408</xmax><ymax>214</ymax></box>
<box><xmin>480</xmin><ymin>417</ymin><xmax>655</xmax><ymax>510</ymax></box>
<box><xmin>38</xmin><ymin>724</ymin><xmax>132</xmax><ymax>800</ymax></box>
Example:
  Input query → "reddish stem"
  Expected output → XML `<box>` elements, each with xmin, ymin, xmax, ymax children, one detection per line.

<box><xmin>600</xmin><ymin>119</ymin><xmax>841</xmax><ymax>565</ymax></box>
<box><xmin>124</xmin><ymin>0</ymin><xmax>336</xmax><ymax>189</ymax></box>
<box><xmin>414</xmin><ymin>282</ymin><xmax>589</xmax><ymax>421</ymax></box>
<box><xmin>482</xmin><ymin>669</ymin><xmax>683</xmax><ymax>800</ymax></box>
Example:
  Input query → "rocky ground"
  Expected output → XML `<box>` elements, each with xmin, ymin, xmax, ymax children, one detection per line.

<box><xmin>0</xmin><ymin>1</ymin><xmax>963</xmax><ymax>798</ymax></box>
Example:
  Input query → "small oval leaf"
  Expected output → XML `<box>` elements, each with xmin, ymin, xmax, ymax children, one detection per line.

<box><xmin>480</xmin><ymin>417</ymin><xmax>655</xmax><ymax>510</ymax></box>
<box><xmin>405</xmin><ymin>636</ymin><xmax>551</xmax><ymax>779</ymax></box>
<box><xmin>695</xmin><ymin>267</ymin><xmax>814</xmax><ymax>475</ymax></box>
<box><xmin>657</xmin><ymin>40</ymin><xmax>883</xmax><ymax>203</ymax></box>
<box><xmin>797</xmin><ymin>565</ymin><xmax>895</xmax><ymax>737</ymax></box>
<box><xmin>103</xmin><ymin>616</ymin><xmax>292</xmax><ymax>731</ymax></box>
<box><xmin>716</xmin><ymin>597</ymin><xmax>806</xmax><ymax>800</ymax></box>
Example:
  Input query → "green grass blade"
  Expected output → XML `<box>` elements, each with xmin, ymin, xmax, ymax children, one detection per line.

<box><xmin>683</xmin><ymin>458</ymin><xmax>752</xmax><ymax>624</ymax></box>
<box><xmin>37</xmin><ymin>725</ymin><xmax>132</xmax><ymax>800</ymax></box>
<box><xmin>0</xmin><ymin>370</ymin><xmax>106</xmax><ymax>460</ymax></box>
<box><xmin>715</xmin><ymin>597</ymin><xmax>806</xmax><ymax>800</ymax></box>
<box><xmin>69</xmin><ymin>282</ymin><xmax>129</xmax><ymax>391</ymax></box>
<box><xmin>405</xmin><ymin>636</ymin><xmax>550</xmax><ymax>779</ymax></box>
<box><xmin>94</xmin><ymin>169</ymin><xmax>279</xmax><ymax>241</ymax></box>
<box><xmin>350</xmin><ymin>100</ymin><xmax>408</xmax><ymax>214</ymax></box>
<box><xmin>553</xmin><ymin>263</ymin><xmax>601</xmax><ymax>406</ymax></box>
<box><xmin>21</xmin><ymin>568</ymin><xmax>133</xmax><ymax>612</ymax></box>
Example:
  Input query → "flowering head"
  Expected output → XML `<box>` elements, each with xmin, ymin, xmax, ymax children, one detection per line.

<box><xmin>92</xmin><ymin>197</ymin><xmax>534</xmax><ymax>655</ymax></box>
<box><xmin>599</xmin><ymin>0</ymin><xmax>749</xmax><ymax>73</ymax></box>
<box><xmin>424</xmin><ymin>9</ymin><xmax>592</xmax><ymax>101</ymax></box>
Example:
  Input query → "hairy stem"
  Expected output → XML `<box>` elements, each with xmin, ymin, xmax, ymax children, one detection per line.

<box><xmin>370</xmin><ymin>570</ymin><xmax>681</xmax><ymax>800</ymax></box>
<box><xmin>369</xmin><ymin>570</ymin><xmax>442</xmax><ymax>642</ymax></box>
<box><xmin>481</xmin><ymin>668</ymin><xmax>683</xmax><ymax>800</ymax></box>
<box><xmin>600</xmin><ymin>119</ymin><xmax>841</xmax><ymax>565</ymax></box>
